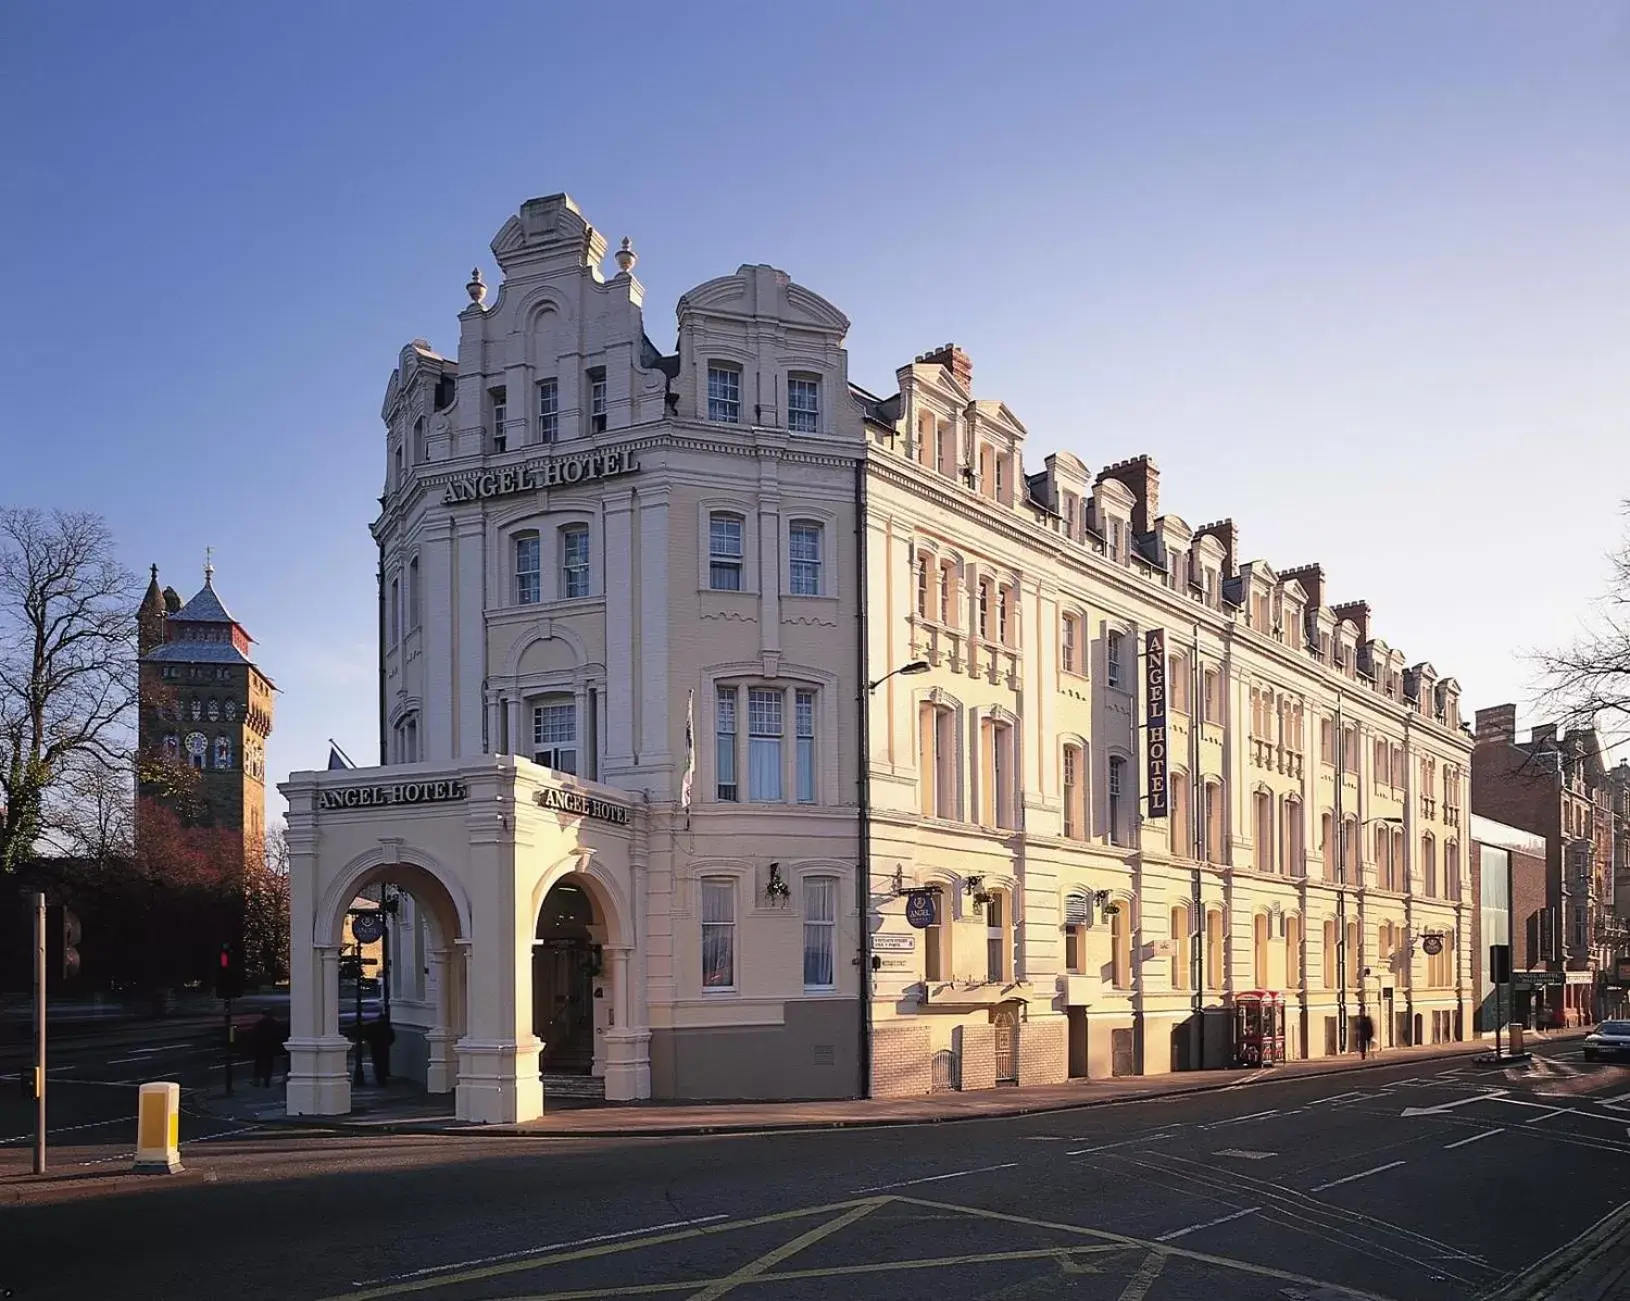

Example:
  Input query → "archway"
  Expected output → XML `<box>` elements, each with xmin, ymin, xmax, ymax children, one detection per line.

<box><xmin>534</xmin><ymin>879</ymin><xmax>601</xmax><ymax>1073</ymax></box>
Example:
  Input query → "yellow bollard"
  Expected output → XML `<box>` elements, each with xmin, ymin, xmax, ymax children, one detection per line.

<box><xmin>133</xmin><ymin>1081</ymin><xmax>183</xmax><ymax>1174</ymax></box>
<box><xmin>1508</xmin><ymin>1022</ymin><xmax>1525</xmax><ymax>1057</ymax></box>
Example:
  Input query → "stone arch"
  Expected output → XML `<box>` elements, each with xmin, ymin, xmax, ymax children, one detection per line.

<box><xmin>502</xmin><ymin>619</ymin><xmax>591</xmax><ymax>681</ymax></box>
<box><xmin>529</xmin><ymin>851</ymin><xmax>633</xmax><ymax>949</ymax></box>
<box><xmin>316</xmin><ymin>845</ymin><xmax>471</xmax><ymax>951</ymax></box>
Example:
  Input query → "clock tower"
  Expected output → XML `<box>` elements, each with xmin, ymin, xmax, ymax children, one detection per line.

<box><xmin>136</xmin><ymin>559</ymin><xmax>274</xmax><ymax>865</ymax></box>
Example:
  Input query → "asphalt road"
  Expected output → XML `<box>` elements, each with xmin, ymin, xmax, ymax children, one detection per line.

<box><xmin>4</xmin><ymin>1042</ymin><xmax>1630</xmax><ymax>1301</ymax></box>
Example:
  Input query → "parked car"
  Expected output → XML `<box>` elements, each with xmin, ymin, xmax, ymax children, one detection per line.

<box><xmin>1582</xmin><ymin>1020</ymin><xmax>1630</xmax><ymax>1062</ymax></box>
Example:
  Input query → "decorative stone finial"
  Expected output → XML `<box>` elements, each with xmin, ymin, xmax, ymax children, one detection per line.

<box><xmin>466</xmin><ymin>267</ymin><xmax>487</xmax><ymax>306</ymax></box>
<box><xmin>614</xmin><ymin>236</ymin><xmax>637</xmax><ymax>275</ymax></box>
<box><xmin>150</xmin><ymin>564</ymin><xmax>159</xmax><ymax>582</ymax></box>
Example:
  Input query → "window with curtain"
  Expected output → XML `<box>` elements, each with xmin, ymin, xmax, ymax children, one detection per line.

<box><xmin>701</xmin><ymin>878</ymin><xmax>735</xmax><ymax>989</ymax></box>
<box><xmin>560</xmin><ymin>525</ymin><xmax>590</xmax><ymax>598</ymax></box>
<box><xmin>516</xmin><ymin>534</ymin><xmax>541</xmax><ymax>605</ymax></box>
<box><xmin>788</xmin><ymin>521</ymin><xmax>822</xmax><ymax>595</ymax></box>
<box><xmin>748</xmin><ymin>688</ymin><xmax>783</xmax><ymax>801</ymax></box>
<box><xmin>1170</xmin><ymin>905</ymin><xmax>1190</xmax><ymax>989</ymax></box>
<box><xmin>1111</xmin><ymin>904</ymin><xmax>1132</xmax><ymax>989</ymax></box>
<box><xmin>709</xmin><ymin>513</ymin><xmax>745</xmax><ymax>590</ymax></box>
<box><xmin>715</xmin><ymin>687</ymin><xmax>738</xmax><ymax>801</ymax></box>
<box><xmin>536</xmin><ymin>379</ymin><xmax>559</xmax><ymax>442</ymax></box>
<box><xmin>795</xmin><ymin>689</ymin><xmax>816</xmax><ymax>803</ymax></box>
<box><xmin>802</xmin><ymin>876</ymin><xmax>836</xmax><ymax>988</ymax></box>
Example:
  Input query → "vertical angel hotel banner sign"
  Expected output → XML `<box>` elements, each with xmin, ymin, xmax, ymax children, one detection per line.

<box><xmin>1144</xmin><ymin>628</ymin><xmax>1169</xmax><ymax>817</ymax></box>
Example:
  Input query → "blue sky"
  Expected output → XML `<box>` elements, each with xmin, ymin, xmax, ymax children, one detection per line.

<box><xmin>3</xmin><ymin>2</ymin><xmax>1627</xmax><ymax>819</ymax></box>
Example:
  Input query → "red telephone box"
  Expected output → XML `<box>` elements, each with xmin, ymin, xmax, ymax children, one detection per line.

<box><xmin>1231</xmin><ymin>990</ymin><xmax>1286</xmax><ymax>1068</ymax></box>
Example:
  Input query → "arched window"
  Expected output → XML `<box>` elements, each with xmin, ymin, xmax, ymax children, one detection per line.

<box><xmin>981</xmin><ymin>715</ymin><xmax>1016</xmax><ymax>830</ymax></box>
<box><xmin>1107</xmin><ymin>631</ymin><xmax>1124</xmax><ymax>687</ymax></box>
<box><xmin>408</xmin><ymin>556</ymin><xmax>421</xmax><ymax>628</ymax></box>
<box><xmin>1206</xmin><ymin>909</ymin><xmax>1225</xmax><ymax>990</ymax></box>
<box><xmin>938</xmin><ymin>562</ymin><xmax>955</xmax><ymax>624</ymax></box>
<box><xmin>1254</xmin><ymin>790</ymin><xmax>1274</xmax><ymax>873</ymax></box>
<box><xmin>801</xmin><ymin>876</ymin><xmax>837</xmax><ymax>990</ymax></box>
<box><xmin>1342</xmin><ymin>816</ymin><xmax>1359</xmax><ymax>883</ymax></box>
<box><xmin>1107</xmin><ymin>755</ymin><xmax>1128</xmax><ymax>846</ymax></box>
<box><xmin>916</xmin><ymin>559</ymin><xmax>930</xmax><ymax>618</ymax></box>
<box><xmin>918</xmin><ymin>702</ymin><xmax>957</xmax><ymax>820</ymax></box>
<box><xmin>1170</xmin><ymin>771</ymin><xmax>1192</xmax><ymax>860</ymax></box>
<box><xmin>186</xmin><ymin>732</ymin><xmax>206</xmax><ymax>771</ymax></box>
<box><xmin>1205</xmin><ymin>779</ymin><xmax>1226</xmax><ymax>863</ymax></box>
<box><xmin>1169</xmin><ymin>652</ymin><xmax>1190</xmax><ymax>714</ymax></box>
<box><xmin>1062</xmin><ymin>743</ymin><xmax>1086</xmax><ymax>840</ymax></box>
<box><xmin>985</xmin><ymin>889</ymin><xmax>1009</xmax><ymax>983</ymax></box>
<box><xmin>224</xmin><ymin>700</ymin><xmax>236</xmax><ymax>722</ymax></box>
<box><xmin>997</xmin><ymin>585</ymin><xmax>1013</xmax><ymax>644</ymax></box>
<box><xmin>1253</xmin><ymin>913</ymin><xmax>1271</xmax><ymax>988</ymax></box>
<box><xmin>1284</xmin><ymin>915</ymin><xmax>1303</xmax><ymax>989</ymax></box>
<box><xmin>412</xmin><ymin>417</ymin><xmax>426</xmax><ymax>464</ymax></box>
<box><xmin>1061</xmin><ymin>613</ymin><xmax>1081</xmax><ymax>674</ymax></box>
<box><xmin>1063</xmin><ymin>894</ymin><xmax>1089</xmax><ymax>974</ymax></box>
<box><xmin>1110</xmin><ymin>900</ymin><xmax>1132</xmax><ymax>990</ymax></box>
<box><xmin>1170</xmin><ymin>904</ymin><xmax>1191</xmax><ymax>989</ymax></box>
<box><xmin>214</xmin><ymin>737</ymin><xmax>232</xmax><ymax>768</ymax></box>
<box><xmin>1282</xmin><ymin>797</ymin><xmax>1304</xmax><ymax>877</ymax></box>
<box><xmin>390</xmin><ymin>577</ymin><xmax>400</xmax><ymax>642</ymax></box>
<box><xmin>1445</xmin><ymin>841</ymin><xmax>1461</xmax><ymax>901</ymax></box>
<box><xmin>207</xmin><ymin>699</ymin><xmax>220</xmax><ymax>722</ymax></box>
<box><xmin>1422</xmin><ymin>834</ymin><xmax>1438</xmax><ymax>897</ymax></box>
<box><xmin>1323</xmin><ymin>919</ymin><xmax>1338</xmax><ymax>988</ymax></box>
<box><xmin>1376</xmin><ymin>825</ymin><xmax>1394</xmax><ymax>891</ymax></box>
<box><xmin>923</xmin><ymin>898</ymin><xmax>948</xmax><ymax>982</ymax></box>
<box><xmin>977</xmin><ymin>578</ymin><xmax>993</xmax><ymax>640</ymax></box>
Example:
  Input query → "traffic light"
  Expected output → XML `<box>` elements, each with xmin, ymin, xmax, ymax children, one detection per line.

<box><xmin>215</xmin><ymin>942</ymin><xmax>244</xmax><ymax>1001</ymax></box>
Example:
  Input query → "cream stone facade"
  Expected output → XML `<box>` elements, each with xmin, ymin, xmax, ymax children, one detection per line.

<box><xmin>282</xmin><ymin>191</ymin><xmax>1475</xmax><ymax>1121</ymax></box>
<box><xmin>858</xmin><ymin>348</ymin><xmax>1476</xmax><ymax>1091</ymax></box>
<box><xmin>282</xmin><ymin>195</ymin><xmax>868</xmax><ymax>1120</ymax></box>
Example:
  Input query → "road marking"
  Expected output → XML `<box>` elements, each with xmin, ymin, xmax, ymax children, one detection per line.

<box><xmin>1309</xmin><ymin>1160</ymin><xmax>1407</xmax><ymax>1193</ymax></box>
<box><xmin>1200</xmin><ymin>1109</ymin><xmax>1278</xmax><ymax>1129</ymax></box>
<box><xmin>0</xmin><ymin>1114</ymin><xmax>136</xmax><ymax>1144</ymax></box>
<box><xmin>687</xmin><ymin>1200</ymin><xmax>885</xmax><ymax>1301</ymax></box>
<box><xmin>1215</xmin><ymin>1149</ymin><xmax>1277</xmax><ymax>1160</ymax></box>
<box><xmin>194</xmin><ymin>1123</ymin><xmax>264</xmax><ymax>1143</ymax></box>
<box><xmin>1067</xmin><ymin>1132</ymin><xmax>1177</xmax><ymax>1156</ymax></box>
<box><xmin>349</xmin><ymin>1217</ymin><xmax>735</xmax><ymax>1287</ymax></box>
<box><xmin>852</xmin><ymin>1161</ymin><xmax>1018</xmax><ymax>1193</ymax></box>
<box><xmin>1401</xmin><ymin>1090</ymin><xmax>1507</xmax><ymax>1116</ymax></box>
<box><xmin>1444</xmin><ymin>1128</ymin><xmax>1505</xmax><ymax>1149</ymax></box>
<box><xmin>105</xmin><ymin>1056</ymin><xmax>151</xmax><ymax>1065</ymax></box>
<box><xmin>127</xmin><ymin>1043</ymin><xmax>192</xmax><ymax>1054</ymax></box>
<box><xmin>1115</xmin><ymin>1249</ymin><xmax>1168</xmax><ymax>1300</ymax></box>
<box><xmin>1155</xmin><ymin>1206</ymin><xmax>1260</xmax><ymax>1241</ymax></box>
<box><xmin>1304</xmin><ymin>1090</ymin><xmax>1369</xmax><ymax>1107</ymax></box>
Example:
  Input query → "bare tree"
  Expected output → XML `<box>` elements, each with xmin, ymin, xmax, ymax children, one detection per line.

<box><xmin>1536</xmin><ymin>504</ymin><xmax>1630</xmax><ymax>746</ymax></box>
<box><xmin>0</xmin><ymin>508</ymin><xmax>140</xmax><ymax>875</ymax></box>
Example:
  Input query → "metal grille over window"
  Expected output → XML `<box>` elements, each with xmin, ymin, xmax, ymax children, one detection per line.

<box><xmin>787</xmin><ymin>377</ymin><xmax>820</xmax><ymax>432</ymax></box>
<box><xmin>707</xmin><ymin>366</ymin><xmax>741</xmax><ymax>423</ymax></box>
<box><xmin>709</xmin><ymin>514</ymin><xmax>744</xmax><ymax>590</ymax></box>
<box><xmin>788</xmin><ymin>522</ymin><xmax>822</xmax><ymax>595</ymax></box>
<box><xmin>516</xmin><ymin>536</ymin><xmax>541</xmax><ymax>605</ymax></box>
<box><xmin>803</xmin><ymin>877</ymin><xmax>835</xmax><ymax>988</ymax></box>
<box><xmin>561</xmin><ymin>526</ymin><xmax>590</xmax><ymax>598</ymax></box>
<box><xmin>532</xmin><ymin>702</ymin><xmax>577</xmax><ymax>774</ymax></box>
<box><xmin>701</xmin><ymin>879</ymin><xmax>735</xmax><ymax>989</ymax></box>
<box><xmin>748</xmin><ymin>688</ymin><xmax>783</xmax><ymax>801</ymax></box>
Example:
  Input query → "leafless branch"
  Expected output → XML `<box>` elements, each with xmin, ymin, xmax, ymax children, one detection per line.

<box><xmin>1533</xmin><ymin>503</ymin><xmax>1630</xmax><ymax>750</ymax></box>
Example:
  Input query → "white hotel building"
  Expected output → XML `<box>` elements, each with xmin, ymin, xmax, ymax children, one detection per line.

<box><xmin>280</xmin><ymin>193</ymin><xmax>1474</xmax><ymax>1123</ymax></box>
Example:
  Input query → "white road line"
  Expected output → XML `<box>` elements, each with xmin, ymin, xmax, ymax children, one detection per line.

<box><xmin>193</xmin><ymin>1123</ymin><xmax>264</xmax><ymax>1142</ymax></box>
<box><xmin>0</xmin><ymin>1114</ymin><xmax>136</xmax><ymax>1145</ymax></box>
<box><xmin>1155</xmin><ymin>1205</ymin><xmax>1260</xmax><ymax>1241</ymax></box>
<box><xmin>851</xmin><ymin>1161</ymin><xmax>1019</xmax><ymax>1193</ymax></box>
<box><xmin>129</xmin><ymin>1044</ymin><xmax>193</xmax><ymax>1054</ymax></box>
<box><xmin>349</xmin><ymin>1214</ymin><xmax>735</xmax><ymax>1287</ymax></box>
<box><xmin>105</xmin><ymin>1056</ymin><xmax>149</xmax><ymax>1065</ymax></box>
<box><xmin>1310</xmin><ymin>1160</ymin><xmax>1407</xmax><ymax>1193</ymax></box>
<box><xmin>1199</xmin><ymin>1109</ymin><xmax>1278</xmax><ymax>1129</ymax></box>
<box><xmin>1444</xmin><ymin>1128</ymin><xmax>1506</xmax><ymax>1149</ymax></box>
<box><xmin>1305</xmin><ymin>1090</ymin><xmax>1369</xmax><ymax>1107</ymax></box>
<box><xmin>1067</xmin><ymin>1132</ymin><xmax>1178</xmax><ymax>1157</ymax></box>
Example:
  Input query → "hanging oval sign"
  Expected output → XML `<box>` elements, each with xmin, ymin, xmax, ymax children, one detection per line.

<box><xmin>351</xmin><ymin>912</ymin><xmax>385</xmax><ymax>945</ymax></box>
<box><xmin>905</xmin><ymin>892</ymin><xmax>940</xmax><ymax>929</ymax></box>
<box><xmin>1422</xmin><ymin>933</ymin><xmax>1444</xmax><ymax>956</ymax></box>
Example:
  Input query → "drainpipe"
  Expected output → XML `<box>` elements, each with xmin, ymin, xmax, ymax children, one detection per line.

<box><xmin>377</xmin><ymin>535</ymin><xmax>387</xmax><ymax>766</ymax></box>
<box><xmin>854</xmin><ymin>455</ymin><xmax>873</xmax><ymax>1099</ymax></box>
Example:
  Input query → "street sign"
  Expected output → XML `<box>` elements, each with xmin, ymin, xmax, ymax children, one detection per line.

<box><xmin>1422</xmin><ymin>934</ymin><xmax>1444</xmax><ymax>957</ymax></box>
<box><xmin>1514</xmin><ymin>971</ymin><xmax>1564</xmax><ymax>987</ymax></box>
<box><xmin>351</xmin><ymin>912</ymin><xmax>384</xmax><ymax>945</ymax></box>
<box><xmin>904</xmin><ymin>893</ymin><xmax>939</xmax><ymax>929</ymax></box>
<box><xmin>871</xmin><ymin>933</ymin><xmax>916</xmax><ymax>954</ymax></box>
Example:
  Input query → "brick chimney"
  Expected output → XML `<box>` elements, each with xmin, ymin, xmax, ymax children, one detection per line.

<box><xmin>1531</xmin><ymin>723</ymin><xmax>1559</xmax><ymax>746</ymax></box>
<box><xmin>1279</xmin><ymin>564</ymin><xmax>1325</xmax><ymax>611</ymax></box>
<box><xmin>1331</xmin><ymin>601</ymin><xmax>1371</xmax><ymax>644</ymax></box>
<box><xmin>1193</xmin><ymin>519</ymin><xmax>1238</xmax><ymax>576</ymax></box>
<box><xmin>1096</xmin><ymin>456</ymin><xmax>1161</xmax><ymax>535</ymax></box>
<box><xmin>916</xmin><ymin>343</ymin><xmax>973</xmax><ymax>391</ymax></box>
<box><xmin>1475</xmin><ymin>703</ymin><xmax>1518</xmax><ymax>745</ymax></box>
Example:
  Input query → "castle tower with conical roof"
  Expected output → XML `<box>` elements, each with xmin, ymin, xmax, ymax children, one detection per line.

<box><xmin>136</xmin><ymin>558</ymin><xmax>274</xmax><ymax>865</ymax></box>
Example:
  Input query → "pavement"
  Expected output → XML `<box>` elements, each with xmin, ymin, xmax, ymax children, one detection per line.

<box><xmin>4</xmin><ymin>1027</ymin><xmax>1630</xmax><ymax>1300</ymax></box>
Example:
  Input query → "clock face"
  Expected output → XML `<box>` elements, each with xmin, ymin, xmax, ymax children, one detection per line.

<box><xmin>186</xmin><ymin>732</ymin><xmax>207</xmax><ymax>759</ymax></box>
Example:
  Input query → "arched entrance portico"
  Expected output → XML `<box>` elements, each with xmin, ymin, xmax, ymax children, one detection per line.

<box><xmin>288</xmin><ymin>853</ymin><xmax>471</xmax><ymax>1120</ymax></box>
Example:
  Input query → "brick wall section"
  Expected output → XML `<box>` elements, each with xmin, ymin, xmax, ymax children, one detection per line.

<box><xmin>955</xmin><ymin>1024</ymin><xmax>997</xmax><ymax>1091</ymax></box>
<box><xmin>1018</xmin><ymin>1020</ymin><xmax>1067</xmax><ymax>1087</ymax></box>
<box><xmin>870</xmin><ymin>1025</ymin><xmax>932</xmax><ymax>1098</ymax></box>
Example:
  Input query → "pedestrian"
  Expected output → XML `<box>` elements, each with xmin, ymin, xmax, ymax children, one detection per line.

<box><xmin>364</xmin><ymin>1012</ymin><xmax>395</xmax><ymax>1087</ymax></box>
<box><xmin>1356</xmin><ymin>1012</ymin><xmax>1375</xmax><ymax>1061</ymax></box>
<box><xmin>250</xmin><ymin>1009</ymin><xmax>282</xmax><ymax>1087</ymax></box>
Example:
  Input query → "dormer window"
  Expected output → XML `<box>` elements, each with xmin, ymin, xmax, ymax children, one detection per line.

<box><xmin>1062</xmin><ymin>493</ymin><xmax>1078</xmax><ymax>540</ymax></box>
<box><xmin>787</xmin><ymin>375</ymin><xmax>820</xmax><ymax>433</ymax></box>
<box><xmin>1108</xmin><ymin>520</ymin><xmax>1122</xmax><ymax>562</ymax></box>
<box><xmin>707</xmin><ymin>364</ymin><xmax>741</xmax><ymax>424</ymax></box>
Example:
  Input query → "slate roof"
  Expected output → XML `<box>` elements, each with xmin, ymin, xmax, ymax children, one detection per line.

<box><xmin>169</xmin><ymin>578</ymin><xmax>237</xmax><ymax>625</ymax></box>
<box><xmin>142</xmin><ymin>641</ymin><xmax>253</xmax><ymax>665</ymax></box>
